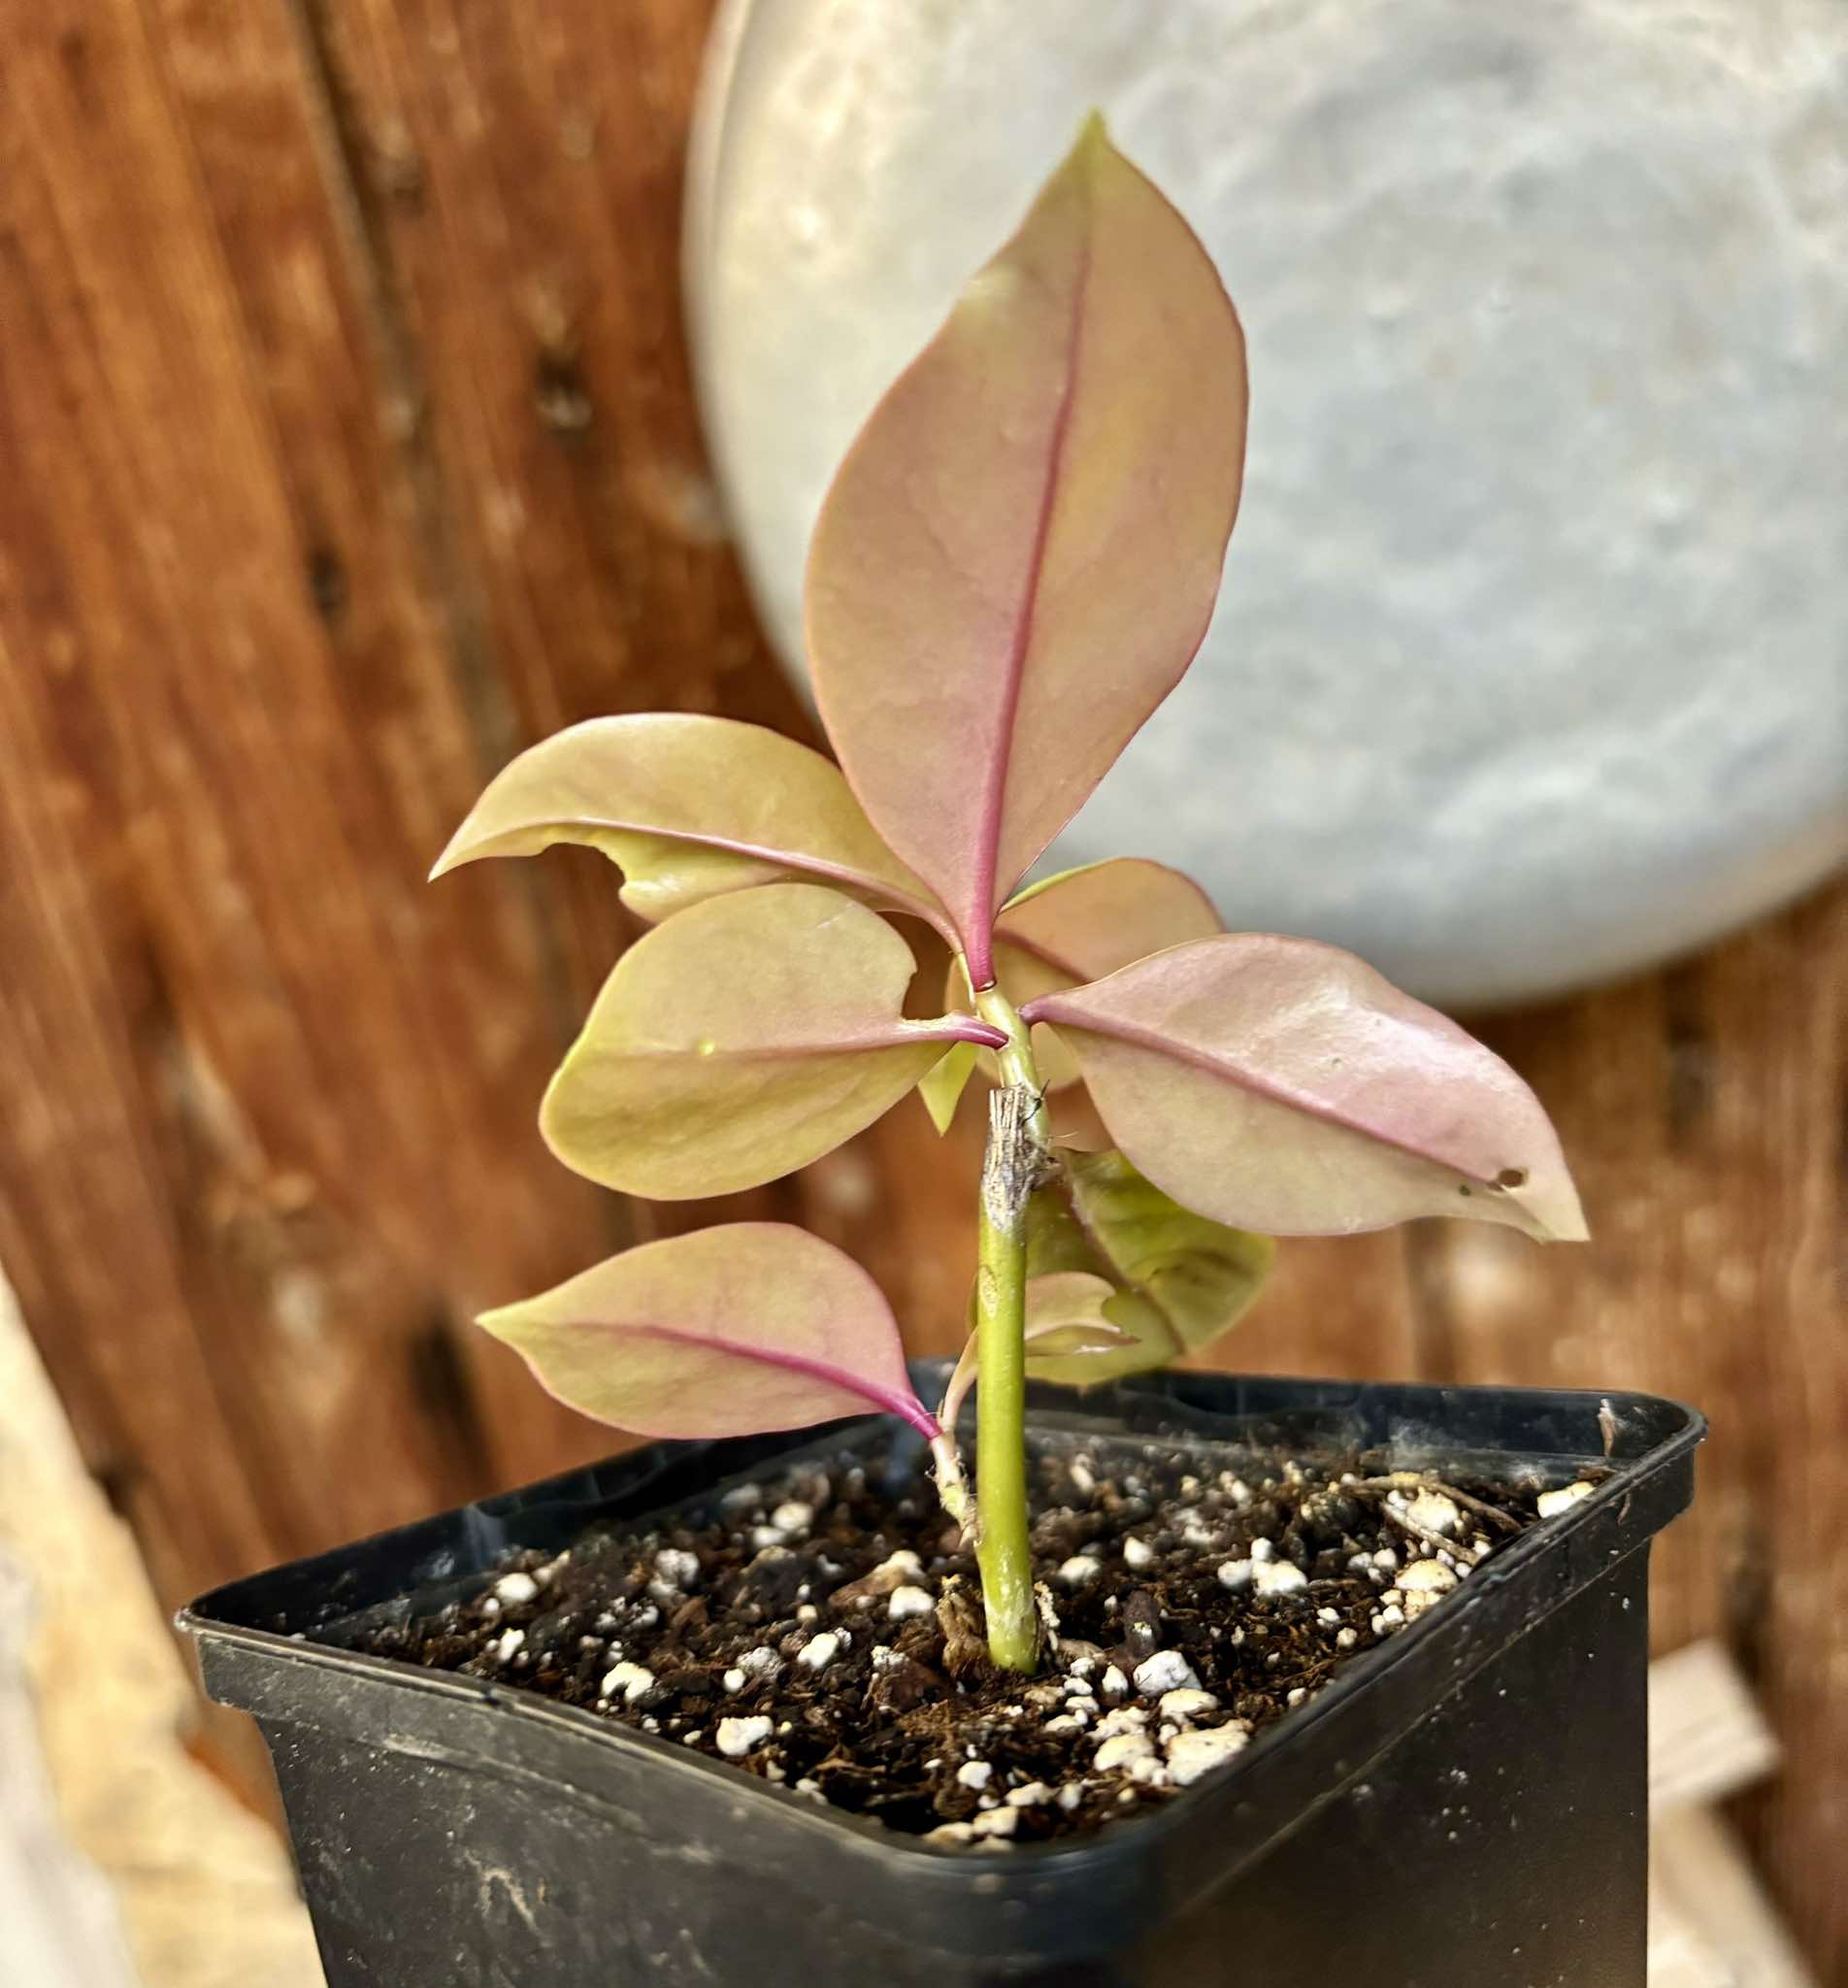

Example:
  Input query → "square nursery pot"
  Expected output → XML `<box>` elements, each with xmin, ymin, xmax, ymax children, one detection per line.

<box><xmin>181</xmin><ymin>1367</ymin><xmax>1701</xmax><ymax>1988</ymax></box>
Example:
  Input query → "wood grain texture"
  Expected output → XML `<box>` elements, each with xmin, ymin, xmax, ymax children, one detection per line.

<box><xmin>300</xmin><ymin>0</ymin><xmax>812</xmax><ymax>1011</ymax></box>
<box><xmin>0</xmin><ymin>0</ymin><xmax>640</xmax><ymax>1607</ymax></box>
<box><xmin>0</xmin><ymin>0</ymin><xmax>1841</xmax><ymax>1971</ymax></box>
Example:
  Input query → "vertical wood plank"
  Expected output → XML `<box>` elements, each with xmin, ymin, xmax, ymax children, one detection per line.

<box><xmin>0</xmin><ymin>0</ymin><xmax>620</xmax><ymax>1624</ymax></box>
<box><xmin>299</xmin><ymin>0</ymin><xmax>815</xmax><ymax>1011</ymax></box>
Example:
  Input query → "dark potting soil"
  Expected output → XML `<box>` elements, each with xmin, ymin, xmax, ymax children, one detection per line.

<box><xmin>359</xmin><ymin>1441</ymin><xmax>1578</xmax><ymax>1846</ymax></box>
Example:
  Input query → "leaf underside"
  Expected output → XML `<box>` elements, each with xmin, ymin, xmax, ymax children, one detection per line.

<box><xmin>1024</xmin><ymin>1150</ymin><xmax>1274</xmax><ymax>1383</ymax></box>
<box><xmin>432</xmin><ymin>712</ymin><xmax>947</xmax><ymax>932</ymax></box>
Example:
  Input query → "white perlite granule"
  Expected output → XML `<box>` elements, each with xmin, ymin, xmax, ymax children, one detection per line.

<box><xmin>1165</xmin><ymin>1724</ymin><xmax>1251</xmax><ymax>1787</ymax></box>
<box><xmin>602</xmin><ymin>1661</ymin><xmax>653</xmax><ymax>1704</ymax></box>
<box><xmin>715</xmin><ymin>1716</ymin><xmax>773</xmax><ymax>1759</ymax></box>
<box><xmin>797</xmin><ymin>1631</ymin><xmax>842</xmax><ymax>1673</ymax></box>
<box><xmin>1132</xmin><ymin>1649</ymin><xmax>1201</xmax><ymax>1697</ymax></box>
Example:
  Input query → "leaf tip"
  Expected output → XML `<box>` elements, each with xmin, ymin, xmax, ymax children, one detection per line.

<box><xmin>919</xmin><ymin>1041</ymin><xmax>978</xmax><ymax>1136</ymax></box>
<box><xmin>473</xmin><ymin>1301</ymin><xmax>518</xmax><ymax>1348</ymax></box>
<box><xmin>1480</xmin><ymin>1161</ymin><xmax>1589</xmax><ymax>1244</ymax></box>
<box><xmin>1058</xmin><ymin>110</ymin><xmax>1121</xmax><ymax>215</ymax></box>
<box><xmin>1536</xmin><ymin>1186</ymin><xmax>1591</xmax><ymax>1245</ymax></box>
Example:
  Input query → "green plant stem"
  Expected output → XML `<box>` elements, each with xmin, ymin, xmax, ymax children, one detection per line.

<box><xmin>970</xmin><ymin>983</ymin><xmax>1047</xmax><ymax>1673</ymax></box>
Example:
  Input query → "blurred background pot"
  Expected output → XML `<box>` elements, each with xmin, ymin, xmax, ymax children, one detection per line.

<box><xmin>686</xmin><ymin>0</ymin><xmax>1848</xmax><ymax>1008</ymax></box>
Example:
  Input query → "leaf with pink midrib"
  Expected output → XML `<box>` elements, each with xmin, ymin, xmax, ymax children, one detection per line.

<box><xmin>543</xmin><ymin>883</ymin><xmax>1005</xmax><ymax>1200</ymax></box>
<box><xmin>431</xmin><ymin>713</ymin><xmax>949</xmax><ymax>934</ymax></box>
<box><xmin>806</xmin><ymin>117</ymin><xmax>1246</xmax><ymax>983</ymax></box>
<box><xmin>1025</xmin><ymin>936</ymin><xmax>1588</xmax><ymax>1242</ymax></box>
<box><xmin>479</xmin><ymin>1225</ymin><xmax>935</xmax><ymax>1441</ymax></box>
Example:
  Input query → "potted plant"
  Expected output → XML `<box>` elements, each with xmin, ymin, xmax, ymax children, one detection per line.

<box><xmin>182</xmin><ymin>118</ymin><xmax>1700</xmax><ymax>1986</ymax></box>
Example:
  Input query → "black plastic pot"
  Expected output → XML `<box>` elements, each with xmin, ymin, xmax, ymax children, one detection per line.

<box><xmin>182</xmin><ymin>1367</ymin><xmax>1700</xmax><ymax>1987</ymax></box>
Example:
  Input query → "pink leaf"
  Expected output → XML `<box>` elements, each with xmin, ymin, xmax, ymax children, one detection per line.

<box><xmin>998</xmin><ymin>859</ymin><xmax>1222</xmax><ymax>985</ymax></box>
<box><xmin>806</xmin><ymin>116</ymin><xmax>1247</xmax><ymax>984</ymax></box>
<box><xmin>479</xmin><ymin>1224</ymin><xmax>936</xmax><ymax>1441</ymax></box>
<box><xmin>1024</xmin><ymin>937</ymin><xmax>1588</xmax><ymax>1242</ymax></box>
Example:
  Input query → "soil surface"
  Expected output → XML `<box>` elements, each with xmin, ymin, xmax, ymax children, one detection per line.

<box><xmin>359</xmin><ymin>1441</ymin><xmax>1578</xmax><ymax>1846</ymax></box>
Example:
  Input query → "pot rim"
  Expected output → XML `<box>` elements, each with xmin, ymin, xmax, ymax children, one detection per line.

<box><xmin>179</xmin><ymin>1367</ymin><xmax>1703</xmax><ymax>1884</ymax></box>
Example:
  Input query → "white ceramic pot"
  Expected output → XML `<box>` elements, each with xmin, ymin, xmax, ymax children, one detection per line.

<box><xmin>687</xmin><ymin>0</ymin><xmax>1847</xmax><ymax>1006</ymax></box>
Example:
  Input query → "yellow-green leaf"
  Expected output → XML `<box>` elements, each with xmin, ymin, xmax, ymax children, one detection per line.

<box><xmin>1022</xmin><ymin>1150</ymin><xmax>1274</xmax><ymax>1384</ymax></box>
<box><xmin>939</xmin><ymin>1273</ymin><xmax>1132</xmax><ymax>1426</ymax></box>
<box><xmin>432</xmin><ymin>713</ymin><xmax>948</xmax><ymax>933</ymax></box>
<box><xmin>1026</xmin><ymin>937</ymin><xmax>1589</xmax><ymax>1241</ymax></box>
<box><xmin>543</xmin><ymin>883</ymin><xmax>1002</xmax><ymax>1198</ymax></box>
<box><xmin>918</xmin><ymin>1041</ymin><xmax>979</xmax><ymax>1135</ymax></box>
<box><xmin>807</xmin><ymin>116</ymin><xmax>1247</xmax><ymax>983</ymax></box>
<box><xmin>480</xmin><ymin>1224</ymin><xmax>936</xmax><ymax>1440</ymax></box>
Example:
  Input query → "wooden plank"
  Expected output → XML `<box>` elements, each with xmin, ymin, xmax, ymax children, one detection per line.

<box><xmin>1652</xmin><ymin>1808</ymin><xmax>1818</xmax><ymax>1988</ymax></box>
<box><xmin>0</xmin><ymin>0</ymin><xmax>623</xmax><ymax>1630</ymax></box>
<box><xmin>1650</xmin><ymin>1640</ymin><xmax>1781</xmax><ymax>1818</ymax></box>
<box><xmin>1644</xmin><ymin>1639</ymin><xmax>1812</xmax><ymax>1986</ymax></box>
<box><xmin>299</xmin><ymin>0</ymin><xmax>814</xmax><ymax>1008</ymax></box>
<box><xmin>296</xmin><ymin>0</ymin><xmax>821</xmax><ymax>1262</ymax></box>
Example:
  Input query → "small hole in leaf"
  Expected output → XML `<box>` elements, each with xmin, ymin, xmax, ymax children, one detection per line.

<box><xmin>1458</xmin><ymin>1184</ymin><xmax>1472</xmax><ymax>1197</ymax></box>
<box><xmin>1496</xmin><ymin>1168</ymin><xmax>1529</xmax><ymax>1189</ymax></box>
